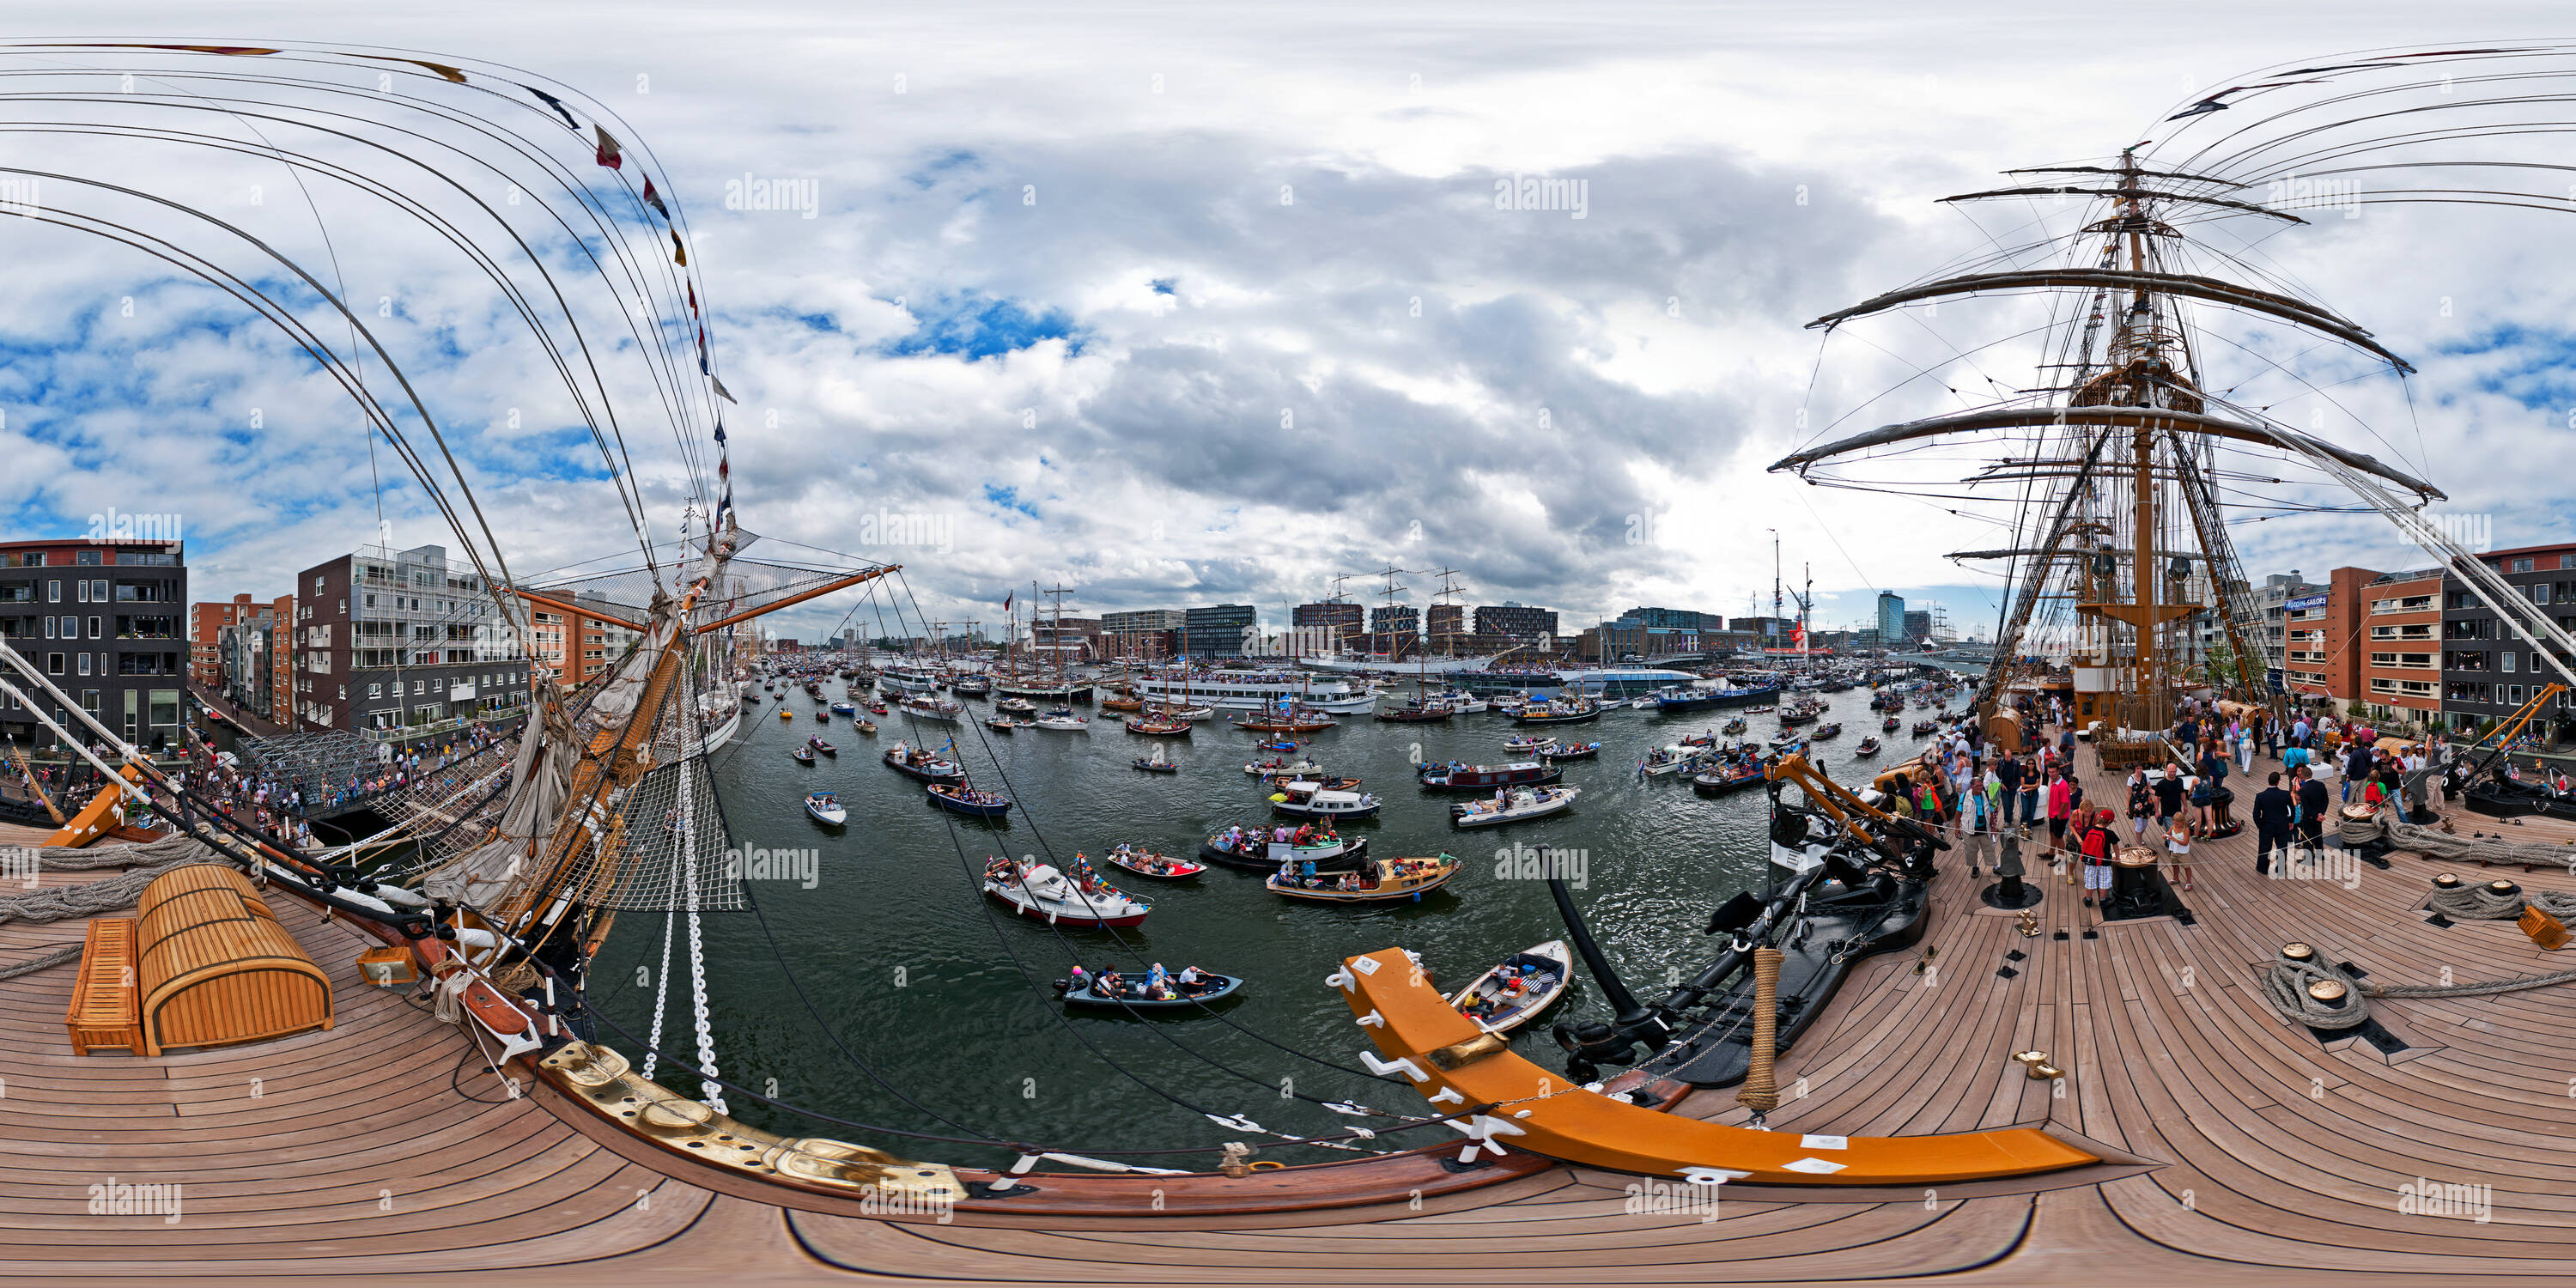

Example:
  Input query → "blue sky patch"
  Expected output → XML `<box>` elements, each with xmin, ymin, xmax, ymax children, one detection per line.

<box><xmin>882</xmin><ymin>290</ymin><xmax>1084</xmax><ymax>361</ymax></box>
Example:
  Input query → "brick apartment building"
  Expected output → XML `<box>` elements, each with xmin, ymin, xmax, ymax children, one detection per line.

<box><xmin>2443</xmin><ymin>541</ymin><xmax>2576</xmax><ymax>739</ymax></box>
<box><xmin>2282</xmin><ymin>566</ymin><xmax>2441</xmax><ymax>727</ymax></box>
<box><xmin>291</xmin><ymin>544</ymin><xmax>531</xmax><ymax>737</ymax></box>
<box><xmin>0</xmin><ymin>537</ymin><xmax>188</xmax><ymax>749</ymax></box>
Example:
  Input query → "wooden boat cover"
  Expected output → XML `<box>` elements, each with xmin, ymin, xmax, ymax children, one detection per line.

<box><xmin>133</xmin><ymin>865</ymin><xmax>333</xmax><ymax>1055</ymax></box>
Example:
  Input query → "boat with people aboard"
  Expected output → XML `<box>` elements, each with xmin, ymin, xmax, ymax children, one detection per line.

<box><xmin>882</xmin><ymin>740</ymin><xmax>967</xmax><ymax>783</ymax></box>
<box><xmin>1096</xmin><ymin>843</ymin><xmax>1205</xmax><ymax>880</ymax></box>
<box><xmin>1503</xmin><ymin>733</ymin><xmax>1552</xmax><ymax>753</ymax></box>
<box><xmin>1123</xmin><ymin>712</ymin><xmax>1193</xmax><ymax>736</ymax></box>
<box><xmin>1373</xmin><ymin>702</ymin><xmax>1451</xmax><ymax>723</ymax></box>
<box><xmin>1419</xmin><ymin>760</ymin><xmax>1563</xmax><ymax>791</ymax></box>
<box><xmin>1034</xmin><ymin>708</ymin><xmax>1090</xmax><ymax>731</ymax></box>
<box><xmin>1132</xmin><ymin>744</ymin><xmax>1179</xmax><ymax>773</ymax></box>
<box><xmin>1540</xmin><ymin>739</ymin><xmax>1601</xmax><ymax>760</ymax></box>
<box><xmin>1230</xmin><ymin>707</ymin><xmax>1338</xmax><ymax>732</ymax></box>
<box><xmin>1267</xmin><ymin>781</ymin><xmax>1383</xmax><ymax>821</ymax></box>
<box><xmin>851</xmin><ymin>717</ymin><xmax>878</xmax><ymax>734</ymax></box>
<box><xmin>1882</xmin><ymin>715</ymin><xmax>1903</xmax><ymax>732</ymax></box>
<box><xmin>1637</xmin><ymin>745</ymin><xmax>1702</xmax><ymax>777</ymax></box>
<box><xmin>1447</xmin><ymin>940</ymin><xmax>1573</xmax><ymax>1033</ymax></box>
<box><xmin>1243</xmin><ymin>756</ymin><xmax>1324</xmax><ymax>778</ymax></box>
<box><xmin>1911</xmin><ymin>719</ymin><xmax>1938</xmax><ymax>735</ymax></box>
<box><xmin>1855</xmin><ymin>734</ymin><xmax>1881</xmax><ymax>756</ymax></box>
<box><xmin>1054</xmin><ymin>963</ymin><xmax>1242</xmax><ymax>1008</ymax></box>
<box><xmin>803</xmin><ymin>791</ymin><xmax>846</xmax><ymax>825</ymax></box>
<box><xmin>1511</xmin><ymin>697</ymin><xmax>1601</xmax><ymax>726</ymax></box>
<box><xmin>790</xmin><ymin>744</ymin><xmax>815</xmax><ymax>765</ymax></box>
<box><xmin>948</xmin><ymin>673</ymin><xmax>992</xmax><ymax>697</ymax></box>
<box><xmin>1261</xmin><ymin>772</ymin><xmax>1363</xmax><ymax>793</ymax></box>
<box><xmin>1722</xmin><ymin>716</ymin><xmax>1748</xmax><ymax>735</ymax></box>
<box><xmin>1135</xmin><ymin>667</ymin><xmax>1376</xmax><ymax>714</ymax></box>
<box><xmin>994</xmin><ymin>696</ymin><xmax>1037</xmax><ymax>716</ymax></box>
<box><xmin>806</xmin><ymin>735</ymin><xmax>836</xmax><ymax>755</ymax></box>
<box><xmin>928</xmin><ymin>783</ymin><xmax>1012</xmax><ymax>817</ymax></box>
<box><xmin>1811</xmin><ymin>722</ymin><xmax>1840</xmax><ymax>739</ymax></box>
<box><xmin>984</xmin><ymin>715</ymin><xmax>1028</xmax><ymax>732</ymax></box>
<box><xmin>1692</xmin><ymin>759</ymin><xmax>1768</xmax><ymax>795</ymax></box>
<box><xmin>982</xmin><ymin>855</ymin><xmax>1148</xmax><ymax>927</ymax></box>
<box><xmin>898</xmin><ymin>695</ymin><xmax>963</xmax><ymax>722</ymax></box>
<box><xmin>829</xmin><ymin>701</ymin><xmax>856</xmax><ymax>715</ymax></box>
<box><xmin>1265</xmin><ymin>853</ymin><xmax>1460</xmax><ymax>902</ymax></box>
<box><xmin>1198</xmin><ymin>824</ymin><xmax>1366</xmax><ymax>872</ymax></box>
<box><xmin>1449</xmin><ymin>786</ymin><xmax>1580</xmax><ymax>828</ymax></box>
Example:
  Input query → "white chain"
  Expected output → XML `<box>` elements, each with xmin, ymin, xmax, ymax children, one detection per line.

<box><xmin>677</xmin><ymin>754</ymin><xmax>726</xmax><ymax>1114</ymax></box>
<box><xmin>641</xmin><ymin>904</ymin><xmax>675</xmax><ymax>1079</ymax></box>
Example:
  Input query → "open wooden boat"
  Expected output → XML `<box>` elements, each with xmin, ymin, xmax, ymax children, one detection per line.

<box><xmin>1811</xmin><ymin>722</ymin><xmax>1841</xmax><ymax>739</ymax></box>
<box><xmin>984</xmin><ymin>715</ymin><xmax>1026</xmax><ymax>732</ymax></box>
<box><xmin>1124</xmin><ymin>714</ymin><xmax>1193</xmax><ymax>736</ymax></box>
<box><xmin>806</xmin><ymin>736</ymin><xmax>836</xmax><ymax>756</ymax></box>
<box><xmin>1882</xmin><ymin>715</ymin><xmax>1903</xmax><ymax>732</ymax></box>
<box><xmin>1374</xmin><ymin>704</ymin><xmax>1450</xmax><ymax>723</ymax></box>
<box><xmin>790</xmin><ymin>745</ymin><xmax>816</xmax><ymax>765</ymax></box>
<box><xmin>852</xmin><ymin>718</ymin><xmax>878</xmax><ymax>734</ymax></box>
<box><xmin>1446</xmin><ymin>939</ymin><xmax>1572</xmax><ymax>1033</ymax></box>
<box><xmin>1097</xmin><ymin>843</ymin><xmax>1205</xmax><ymax>880</ymax></box>
<box><xmin>928</xmin><ymin>783</ymin><xmax>1012</xmax><ymax>817</ymax></box>
<box><xmin>1100</xmin><ymin>694</ymin><xmax>1145</xmax><ymax>713</ymax></box>
<box><xmin>1449</xmin><ymin>786</ymin><xmax>1579</xmax><ymax>828</ymax></box>
<box><xmin>1244</xmin><ymin>757</ymin><xmax>1324</xmax><ymax>777</ymax></box>
<box><xmin>1637</xmin><ymin>745</ymin><xmax>1700</xmax><ymax>777</ymax></box>
<box><xmin>1265</xmin><ymin>854</ymin><xmax>1459</xmax><ymax>902</ymax></box>
<box><xmin>1911</xmin><ymin>720</ymin><xmax>1938</xmax><ymax>735</ymax></box>
<box><xmin>982</xmin><ymin>858</ymin><xmax>1149</xmax><ymax>927</ymax></box>
<box><xmin>1055</xmin><ymin>969</ymin><xmax>1242</xmax><ymax>1008</ymax></box>
<box><xmin>1503</xmin><ymin>733</ymin><xmax>1552</xmax><ymax>753</ymax></box>
<box><xmin>1855</xmin><ymin>734</ymin><xmax>1882</xmax><ymax>756</ymax></box>
<box><xmin>804</xmin><ymin>792</ymin><xmax>846</xmax><ymax>825</ymax></box>
<box><xmin>1722</xmin><ymin>716</ymin><xmax>1748</xmax><ymax>734</ymax></box>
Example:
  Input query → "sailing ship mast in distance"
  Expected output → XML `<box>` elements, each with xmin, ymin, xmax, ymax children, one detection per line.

<box><xmin>1771</xmin><ymin>145</ymin><xmax>2445</xmax><ymax>750</ymax></box>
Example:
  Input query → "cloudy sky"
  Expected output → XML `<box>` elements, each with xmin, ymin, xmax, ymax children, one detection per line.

<box><xmin>5</xmin><ymin>4</ymin><xmax>2575</xmax><ymax>647</ymax></box>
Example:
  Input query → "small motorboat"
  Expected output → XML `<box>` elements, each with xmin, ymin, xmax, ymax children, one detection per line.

<box><xmin>1810</xmin><ymin>722</ymin><xmax>1841</xmax><ymax>739</ymax></box>
<box><xmin>1637</xmin><ymin>745</ymin><xmax>1699</xmax><ymax>777</ymax></box>
<box><xmin>1097</xmin><ymin>843</ymin><xmax>1204</xmax><ymax>880</ymax></box>
<box><xmin>1449</xmin><ymin>786</ymin><xmax>1580</xmax><ymax>828</ymax></box>
<box><xmin>1692</xmin><ymin>762</ymin><xmax>1767</xmax><ymax>795</ymax></box>
<box><xmin>1133</xmin><ymin>755</ymin><xmax>1180</xmax><ymax>773</ymax></box>
<box><xmin>1722</xmin><ymin>717</ymin><xmax>1747</xmax><ymax>735</ymax></box>
<box><xmin>852</xmin><ymin>719</ymin><xmax>878</xmax><ymax>735</ymax></box>
<box><xmin>985</xmin><ymin>716</ymin><xmax>1027</xmax><ymax>732</ymax></box>
<box><xmin>1447</xmin><ymin>940</ymin><xmax>1572</xmax><ymax>1034</ymax></box>
<box><xmin>1540</xmin><ymin>740</ymin><xmax>1601</xmax><ymax>760</ymax></box>
<box><xmin>830</xmin><ymin>701</ymin><xmax>858</xmax><ymax>715</ymax></box>
<box><xmin>1265</xmin><ymin>773</ymin><xmax>1362</xmax><ymax>792</ymax></box>
<box><xmin>1255</xmin><ymin>738</ymin><xmax>1300</xmax><ymax>753</ymax></box>
<box><xmin>928</xmin><ymin>783</ymin><xmax>1012</xmax><ymax>817</ymax></box>
<box><xmin>883</xmin><ymin>741</ymin><xmax>967</xmax><ymax>784</ymax></box>
<box><xmin>1503</xmin><ymin>733</ymin><xmax>1552</xmax><ymax>753</ymax></box>
<box><xmin>1882</xmin><ymin>715</ymin><xmax>1902</xmax><ymax>732</ymax></box>
<box><xmin>995</xmin><ymin>696</ymin><xmax>1039</xmax><ymax>716</ymax></box>
<box><xmin>791</xmin><ymin>745</ymin><xmax>817</xmax><ymax>765</ymax></box>
<box><xmin>1056</xmin><ymin>967</ymin><xmax>1241</xmax><ymax>1008</ymax></box>
<box><xmin>1677</xmin><ymin>732</ymin><xmax>1719</xmax><ymax>748</ymax></box>
<box><xmin>1266</xmin><ymin>854</ymin><xmax>1459</xmax><ymax>902</ymax></box>
<box><xmin>1268</xmin><ymin>782</ymin><xmax>1383</xmax><ymax>821</ymax></box>
<box><xmin>1911</xmin><ymin>720</ymin><xmax>1938</xmax><ymax>736</ymax></box>
<box><xmin>778</xmin><ymin>708</ymin><xmax>794</xmax><ymax>720</ymax></box>
<box><xmin>866</xmin><ymin>701</ymin><xmax>889</xmax><ymax>715</ymax></box>
<box><xmin>1854</xmin><ymin>735</ymin><xmax>1882</xmax><ymax>756</ymax></box>
<box><xmin>807</xmin><ymin>736</ymin><xmax>837</xmax><ymax>756</ymax></box>
<box><xmin>804</xmin><ymin>792</ymin><xmax>847</xmax><ymax>826</ymax></box>
<box><xmin>1244</xmin><ymin>757</ymin><xmax>1325</xmax><ymax>778</ymax></box>
<box><xmin>1744</xmin><ymin>704</ymin><xmax>1776</xmax><ymax>714</ymax></box>
<box><xmin>983</xmin><ymin>857</ymin><xmax>1149</xmax><ymax>927</ymax></box>
<box><xmin>950</xmin><ymin>674</ymin><xmax>993</xmax><ymax>697</ymax></box>
<box><xmin>1199</xmin><ymin>829</ymin><xmax>1367</xmax><ymax>872</ymax></box>
<box><xmin>1034</xmin><ymin>708</ymin><xmax>1090</xmax><ymax>732</ymax></box>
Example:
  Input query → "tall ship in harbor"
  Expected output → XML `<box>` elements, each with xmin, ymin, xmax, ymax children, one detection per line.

<box><xmin>14</xmin><ymin>39</ymin><xmax>2576</xmax><ymax>1286</ymax></box>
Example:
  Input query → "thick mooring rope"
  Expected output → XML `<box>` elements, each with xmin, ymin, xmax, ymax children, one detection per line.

<box><xmin>1735</xmin><ymin>946</ymin><xmax>1784</xmax><ymax>1115</ymax></box>
<box><xmin>2428</xmin><ymin>883</ymin><xmax>2530</xmax><ymax>920</ymax></box>
<box><xmin>2373</xmin><ymin>812</ymin><xmax>2576</xmax><ymax>868</ymax></box>
<box><xmin>0</xmin><ymin>837</ymin><xmax>224</xmax><ymax>927</ymax></box>
<box><xmin>2261</xmin><ymin>957</ymin><xmax>2370</xmax><ymax>1030</ymax></box>
<box><xmin>0</xmin><ymin>943</ymin><xmax>82</xmax><ymax>980</ymax></box>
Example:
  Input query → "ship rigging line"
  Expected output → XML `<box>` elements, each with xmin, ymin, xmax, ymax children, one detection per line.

<box><xmin>882</xmin><ymin>573</ymin><xmax>1428</xmax><ymax>1117</ymax></box>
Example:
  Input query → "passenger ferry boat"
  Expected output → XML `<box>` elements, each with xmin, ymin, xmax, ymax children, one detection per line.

<box><xmin>1135</xmin><ymin>668</ymin><xmax>1375</xmax><ymax>713</ymax></box>
<box><xmin>876</xmin><ymin>664</ymin><xmax>940</xmax><ymax>694</ymax></box>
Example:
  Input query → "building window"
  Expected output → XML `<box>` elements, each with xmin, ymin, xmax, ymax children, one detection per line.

<box><xmin>87</xmin><ymin>616</ymin><xmax>100</xmax><ymax>639</ymax></box>
<box><xmin>47</xmin><ymin>652</ymin><xmax>64</xmax><ymax>675</ymax></box>
<box><xmin>2512</xmin><ymin>557</ymin><xmax>2535</xmax><ymax>573</ymax></box>
<box><xmin>46</xmin><ymin>580</ymin><xmax>58</xmax><ymax>602</ymax></box>
<box><xmin>368</xmin><ymin>683</ymin><xmax>381</xmax><ymax>698</ymax></box>
<box><xmin>2504</xmin><ymin>652</ymin><xmax>2518</xmax><ymax>673</ymax></box>
<box><xmin>2510</xmin><ymin>684</ymin><xmax>2524</xmax><ymax>704</ymax></box>
<box><xmin>76</xmin><ymin>549</ymin><xmax>100</xmax><ymax>566</ymax></box>
<box><xmin>76</xmin><ymin>653</ymin><xmax>90</xmax><ymax>676</ymax></box>
<box><xmin>2537</xmin><ymin>584</ymin><xmax>2555</xmax><ymax>605</ymax></box>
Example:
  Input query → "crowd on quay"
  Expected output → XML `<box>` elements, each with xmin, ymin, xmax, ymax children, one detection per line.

<box><xmin>1868</xmin><ymin>690</ymin><xmax>2473</xmax><ymax>932</ymax></box>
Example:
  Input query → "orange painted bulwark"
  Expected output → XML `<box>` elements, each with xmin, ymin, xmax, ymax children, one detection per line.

<box><xmin>43</xmin><ymin>778</ymin><xmax>132</xmax><ymax>848</ymax></box>
<box><xmin>1336</xmin><ymin>947</ymin><xmax>2096</xmax><ymax>1185</ymax></box>
<box><xmin>133</xmin><ymin>866</ymin><xmax>332</xmax><ymax>1056</ymax></box>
